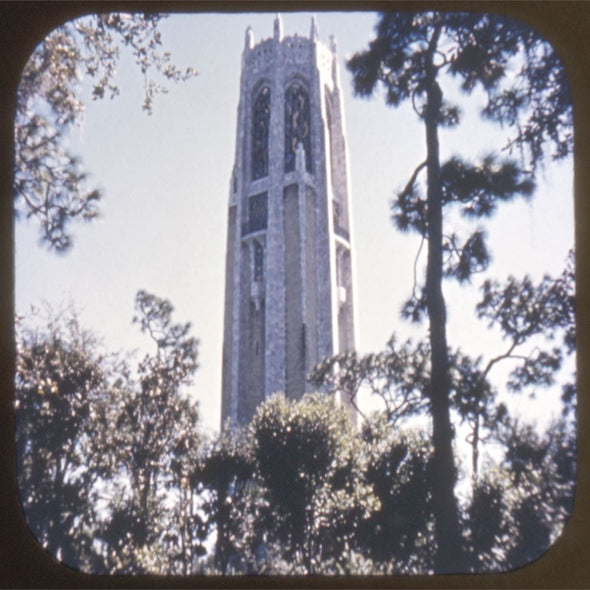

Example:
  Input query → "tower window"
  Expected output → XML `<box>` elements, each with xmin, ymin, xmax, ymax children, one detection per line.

<box><xmin>249</xmin><ymin>192</ymin><xmax>268</xmax><ymax>233</ymax></box>
<box><xmin>284</xmin><ymin>83</ymin><xmax>312</xmax><ymax>173</ymax></box>
<box><xmin>254</xmin><ymin>241</ymin><xmax>264</xmax><ymax>281</ymax></box>
<box><xmin>252</xmin><ymin>86</ymin><xmax>271</xmax><ymax>180</ymax></box>
<box><xmin>333</xmin><ymin>200</ymin><xmax>349</xmax><ymax>241</ymax></box>
<box><xmin>333</xmin><ymin>200</ymin><xmax>341</xmax><ymax>229</ymax></box>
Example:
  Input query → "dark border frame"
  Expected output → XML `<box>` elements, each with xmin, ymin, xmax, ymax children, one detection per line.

<box><xmin>1</xmin><ymin>1</ymin><xmax>588</xmax><ymax>587</ymax></box>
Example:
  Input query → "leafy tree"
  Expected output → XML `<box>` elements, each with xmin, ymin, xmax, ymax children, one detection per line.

<box><xmin>91</xmin><ymin>290</ymin><xmax>202</xmax><ymax>574</ymax></box>
<box><xmin>196</xmin><ymin>395</ymin><xmax>434</xmax><ymax>575</ymax></box>
<box><xmin>465</xmin><ymin>414</ymin><xmax>575</xmax><ymax>572</ymax></box>
<box><xmin>246</xmin><ymin>393</ymin><xmax>377</xmax><ymax>575</ymax></box>
<box><xmin>357</xmin><ymin>416</ymin><xmax>436</xmax><ymax>574</ymax></box>
<box><xmin>310</xmin><ymin>338</ymin><xmax>430</xmax><ymax>426</ymax></box>
<box><xmin>196</xmin><ymin>425</ymin><xmax>255</xmax><ymax>574</ymax></box>
<box><xmin>15</xmin><ymin>291</ymin><xmax>204</xmax><ymax>575</ymax></box>
<box><xmin>342</xmin><ymin>11</ymin><xmax>573</xmax><ymax>572</ymax></box>
<box><xmin>311</xmin><ymin>251</ymin><xmax>575</xmax><ymax>573</ymax></box>
<box><xmin>467</xmin><ymin>251</ymin><xmax>575</xmax><ymax>473</ymax></box>
<box><xmin>15</xmin><ymin>305</ymin><xmax>110</xmax><ymax>568</ymax></box>
<box><xmin>15</xmin><ymin>13</ymin><xmax>197</xmax><ymax>252</ymax></box>
<box><xmin>481</xmin><ymin>24</ymin><xmax>572</xmax><ymax>170</ymax></box>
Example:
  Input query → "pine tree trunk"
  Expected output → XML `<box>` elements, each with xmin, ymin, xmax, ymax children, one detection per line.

<box><xmin>424</xmin><ymin>28</ymin><xmax>465</xmax><ymax>572</ymax></box>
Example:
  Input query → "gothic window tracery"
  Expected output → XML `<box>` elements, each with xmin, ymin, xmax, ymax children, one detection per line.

<box><xmin>252</xmin><ymin>86</ymin><xmax>271</xmax><ymax>180</ymax></box>
<box><xmin>284</xmin><ymin>83</ymin><xmax>311</xmax><ymax>173</ymax></box>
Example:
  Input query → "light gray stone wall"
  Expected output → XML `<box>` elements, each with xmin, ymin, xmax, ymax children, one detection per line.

<box><xmin>220</xmin><ymin>204</ymin><xmax>236</xmax><ymax>425</ymax></box>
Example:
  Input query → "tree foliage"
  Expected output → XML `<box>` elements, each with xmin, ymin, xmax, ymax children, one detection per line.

<box><xmin>357</xmin><ymin>417</ymin><xmax>436</xmax><ymax>573</ymax></box>
<box><xmin>464</xmin><ymin>415</ymin><xmax>575</xmax><ymax>572</ymax></box>
<box><xmin>249</xmin><ymin>393</ymin><xmax>377</xmax><ymax>574</ymax></box>
<box><xmin>15</xmin><ymin>306</ymin><xmax>107</xmax><ymax>567</ymax></box>
<box><xmin>321</xmin><ymin>10</ymin><xmax>576</xmax><ymax>573</ymax></box>
<box><xmin>92</xmin><ymin>290</ymin><xmax>202</xmax><ymax>574</ymax></box>
<box><xmin>16</xmin><ymin>300</ymin><xmax>574</xmax><ymax>574</ymax></box>
<box><xmin>14</xmin><ymin>13</ymin><xmax>197</xmax><ymax>252</ymax></box>
<box><xmin>309</xmin><ymin>339</ymin><xmax>430</xmax><ymax>426</ymax></box>
<box><xmin>481</xmin><ymin>24</ymin><xmax>572</xmax><ymax>170</ymax></box>
<box><xmin>16</xmin><ymin>292</ymin><xmax>203</xmax><ymax>574</ymax></box>
<box><xmin>198</xmin><ymin>395</ymin><xmax>433</xmax><ymax>575</ymax></box>
<box><xmin>194</xmin><ymin>391</ymin><xmax>574</xmax><ymax>575</ymax></box>
<box><xmin>195</xmin><ymin>425</ymin><xmax>255</xmax><ymax>574</ymax></box>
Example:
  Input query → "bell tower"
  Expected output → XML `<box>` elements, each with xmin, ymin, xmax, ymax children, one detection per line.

<box><xmin>221</xmin><ymin>15</ymin><xmax>356</xmax><ymax>426</ymax></box>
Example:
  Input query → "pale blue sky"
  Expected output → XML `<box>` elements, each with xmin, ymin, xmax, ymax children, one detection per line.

<box><xmin>15</xmin><ymin>12</ymin><xmax>575</xmax><ymax>435</ymax></box>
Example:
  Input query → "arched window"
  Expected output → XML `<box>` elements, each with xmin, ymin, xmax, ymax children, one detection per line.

<box><xmin>252</xmin><ymin>86</ymin><xmax>271</xmax><ymax>180</ymax></box>
<box><xmin>284</xmin><ymin>83</ymin><xmax>311</xmax><ymax>173</ymax></box>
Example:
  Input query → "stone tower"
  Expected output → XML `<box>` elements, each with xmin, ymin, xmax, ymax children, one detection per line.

<box><xmin>221</xmin><ymin>15</ymin><xmax>356</xmax><ymax>427</ymax></box>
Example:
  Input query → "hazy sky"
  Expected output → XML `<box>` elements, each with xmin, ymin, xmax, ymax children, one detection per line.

<box><xmin>14</xmin><ymin>11</ymin><xmax>575</xmax><ymax>435</ymax></box>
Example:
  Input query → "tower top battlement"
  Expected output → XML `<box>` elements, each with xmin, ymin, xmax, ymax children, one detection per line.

<box><xmin>242</xmin><ymin>15</ymin><xmax>337</xmax><ymax>79</ymax></box>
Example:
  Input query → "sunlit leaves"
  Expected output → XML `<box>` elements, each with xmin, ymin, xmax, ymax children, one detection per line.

<box><xmin>253</xmin><ymin>394</ymin><xmax>344</xmax><ymax>497</ymax></box>
<box><xmin>249</xmin><ymin>393</ymin><xmax>376</xmax><ymax>574</ymax></box>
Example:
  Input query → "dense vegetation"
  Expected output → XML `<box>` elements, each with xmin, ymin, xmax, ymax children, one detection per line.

<box><xmin>15</xmin><ymin>288</ymin><xmax>574</xmax><ymax>574</ymax></box>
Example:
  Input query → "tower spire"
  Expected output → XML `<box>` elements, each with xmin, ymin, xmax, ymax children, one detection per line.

<box><xmin>274</xmin><ymin>13</ymin><xmax>283</xmax><ymax>41</ymax></box>
<box><xmin>330</xmin><ymin>34</ymin><xmax>338</xmax><ymax>54</ymax></box>
<box><xmin>245</xmin><ymin>26</ymin><xmax>254</xmax><ymax>49</ymax></box>
<box><xmin>310</xmin><ymin>15</ymin><xmax>319</xmax><ymax>42</ymax></box>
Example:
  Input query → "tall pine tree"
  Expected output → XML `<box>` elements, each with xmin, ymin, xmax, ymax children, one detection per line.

<box><xmin>347</xmin><ymin>11</ymin><xmax>571</xmax><ymax>572</ymax></box>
